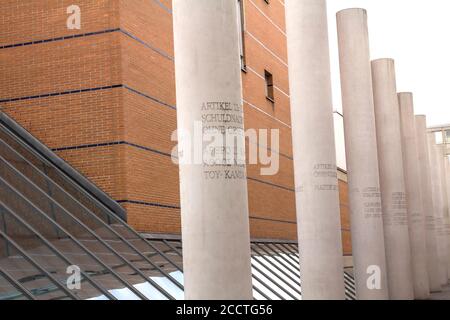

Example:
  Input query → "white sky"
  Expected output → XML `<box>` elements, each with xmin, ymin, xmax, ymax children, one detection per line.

<box><xmin>326</xmin><ymin>0</ymin><xmax>450</xmax><ymax>127</ymax></box>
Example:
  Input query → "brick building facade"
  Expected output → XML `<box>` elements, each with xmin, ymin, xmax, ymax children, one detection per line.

<box><xmin>0</xmin><ymin>0</ymin><xmax>351</xmax><ymax>254</ymax></box>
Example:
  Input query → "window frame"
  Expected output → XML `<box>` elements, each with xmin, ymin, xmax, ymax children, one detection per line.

<box><xmin>264</xmin><ymin>70</ymin><xmax>275</xmax><ymax>104</ymax></box>
<box><xmin>237</xmin><ymin>0</ymin><xmax>247</xmax><ymax>72</ymax></box>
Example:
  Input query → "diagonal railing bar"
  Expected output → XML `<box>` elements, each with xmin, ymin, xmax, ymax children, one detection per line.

<box><xmin>251</xmin><ymin>273</ymin><xmax>285</xmax><ymax>300</ymax></box>
<box><xmin>0</xmin><ymin>268</ymin><xmax>36</xmax><ymax>300</ymax></box>
<box><xmin>0</xmin><ymin>156</ymin><xmax>175</xmax><ymax>300</ymax></box>
<box><xmin>250</xmin><ymin>246</ymin><xmax>301</xmax><ymax>285</ymax></box>
<box><xmin>0</xmin><ymin>206</ymin><xmax>10</xmax><ymax>256</ymax></box>
<box><xmin>251</xmin><ymin>259</ymin><xmax>301</xmax><ymax>297</ymax></box>
<box><xmin>252</xmin><ymin>284</ymin><xmax>271</xmax><ymax>300</ymax></box>
<box><xmin>0</xmin><ymin>179</ymin><xmax>146</xmax><ymax>300</ymax></box>
<box><xmin>162</xmin><ymin>239</ymin><xmax>183</xmax><ymax>257</ymax></box>
<box><xmin>0</xmin><ymin>139</ymin><xmax>183</xmax><ymax>291</ymax></box>
<box><xmin>276</xmin><ymin>243</ymin><xmax>299</xmax><ymax>256</ymax></box>
<box><xmin>287</xmin><ymin>244</ymin><xmax>299</xmax><ymax>253</ymax></box>
<box><xmin>0</xmin><ymin>112</ymin><xmax>126</xmax><ymax>220</ymax></box>
<box><xmin>0</xmin><ymin>124</ymin><xmax>184</xmax><ymax>275</ymax></box>
<box><xmin>268</xmin><ymin>243</ymin><xmax>300</xmax><ymax>265</ymax></box>
<box><xmin>0</xmin><ymin>202</ymin><xmax>114</xmax><ymax>300</ymax></box>
<box><xmin>253</xmin><ymin>243</ymin><xmax>300</xmax><ymax>277</ymax></box>
<box><xmin>257</xmin><ymin>243</ymin><xmax>301</xmax><ymax>273</ymax></box>
<box><xmin>274</xmin><ymin>243</ymin><xmax>300</xmax><ymax>261</ymax></box>
<box><xmin>0</xmin><ymin>229</ymin><xmax>79</xmax><ymax>300</ymax></box>
<box><xmin>251</xmin><ymin>263</ymin><xmax>299</xmax><ymax>300</ymax></box>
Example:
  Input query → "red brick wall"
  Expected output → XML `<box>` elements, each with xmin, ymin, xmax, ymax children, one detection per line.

<box><xmin>339</xmin><ymin>179</ymin><xmax>352</xmax><ymax>255</ymax></box>
<box><xmin>0</xmin><ymin>0</ymin><xmax>125</xmax><ymax>203</ymax></box>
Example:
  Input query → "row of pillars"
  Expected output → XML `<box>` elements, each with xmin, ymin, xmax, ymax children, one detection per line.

<box><xmin>335</xmin><ymin>5</ymin><xmax>450</xmax><ymax>300</ymax></box>
<box><xmin>171</xmin><ymin>0</ymin><xmax>450</xmax><ymax>300</ymax></box>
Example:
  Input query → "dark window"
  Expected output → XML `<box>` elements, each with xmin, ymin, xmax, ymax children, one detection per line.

<box><xmin>237</xmin><ymin>0</ymin><xmax>246</xmax><ymax>71</ymax></box>
<box><xmin>265</xmin><ymin>70</ymin><xmax>274</xmax><ymax>103</ymax></box>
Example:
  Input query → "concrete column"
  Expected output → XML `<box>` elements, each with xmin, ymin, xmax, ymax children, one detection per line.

<box><xmin>371</xmin><ymin>60</ymin><xmax>414</xmax><ymax>300</ymax></box>
<box><xmin>446</xmin><ymin>155</ymin><xmax>450</xmax><ymax>279</ymax></box>
<box><xmin>396</xmin><ymin>93</ymin><xmax>429</xmax><ymax>299</ymax></box>
<box><xmin>285</xmin><ymin>0</ymin><xmax>345</xmax><ymax>300</ymax></box>
<box><xmin>415</xmin><ymin>115</ymin><xmax>442</xmax><ymax>292</ymax></box>
<box><xmin>337</xmin><ymin>8</ymin><xmax>389</xmax><ymax>300</ymax></box>
<box><xmin>172</xmin><ymin>0</ymin><xmax>253</xmax><ymax>299</ymax></box>
<box><xmin>436</xmin><ymin>144</ymin><xmax>450</xmax><ymax>281</ymax></box>
<box><xmin>428</xmin><ymin>133</ymin><xmax>449</xmax><ymax>286</ymax></box>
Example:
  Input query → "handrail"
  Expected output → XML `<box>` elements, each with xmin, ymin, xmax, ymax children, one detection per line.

<box><xmin>0</xmin><ymin>111</ymin><xmax>127</xmax><ymax>220</ymax></box>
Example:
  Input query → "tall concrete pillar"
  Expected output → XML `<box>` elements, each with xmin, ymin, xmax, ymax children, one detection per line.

<box><xmin>428</xmin><ymin>134</ymin><xmax>449</xmax><ymax>286</ymax></box>
<box><xmin>172</xmin><ymin>0</ymin><xmax>253</xmax><ymax>299</ymax></box>
<box><xmin>285</xmin><ymin>0</ymin><xmax>345</xmax><ymax>300</ymax></box>
<box><xmin>371</xmin><ymin>60</ymin><xmax>414</xmax><ymax>300</ymax></box>
<box><xmin>337</xmin><ymin>8</ymin><xmax>389</xmax><ymax>300</ymax></box>
<box><xmin>415</xmin><ymin>115</ymin><xmax>442</xmax><ymax>292</ymax></box>
<box><xmin>396</xmin><ymin>93</ymin><xmax>429</xmax><ymax>299</ymax></box>
<box><xmin>436</xmin><ymin>144</ymin><xmax>450</xmax><ymax>281</ymax></box>
<box><xmin>446</xmin><ymin>155</ymin><xmax>450</xmax><ymax>279</ymax></box>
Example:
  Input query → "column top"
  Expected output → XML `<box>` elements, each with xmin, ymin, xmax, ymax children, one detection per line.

<box><xmin>336</xmin><ymin>8</ymin><xmax>367</xmax><ymax>17</ymax></box>
<box><xmin>371</xmin><ymin>58</ymin><xmax>395</xmax><ymax>64</ymax></box>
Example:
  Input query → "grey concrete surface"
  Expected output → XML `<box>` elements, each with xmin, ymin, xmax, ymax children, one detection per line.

<box><xmin>372</xmin><ymin>59</ymin><xmax>415</xmax><ymax>300</ymax></box>
<box><xmin>397</xmin><ymin>94</ymin><xmax>430</xmax><ymax>299</ymax></box>
<box><xmin>285</xmin><ymin>0</ymin><xmax>345</xmax><ymax>300</ymax></box>
<box><xmin>436</xmin><ymin>144</ymin><xmax>450</xmax><ymax>280</ymax></box>
<box><xmin>336</xmin><ymin>8</ymin><xmax>389</xmax><ymax>300</ymax></box>
<box><xmin>429</xmin><ymin>135</ymin><xmax>450</xmax><ymax>286</ymax></box>
<box><xmin>172</xmin><ymin>0</ymin><xmax>253</xmax><ymax>300</ymax></box>
<box><xmin>415</xmin><ymin>115</ymin><xmax>443</xmax><ymax>292</ymax></box>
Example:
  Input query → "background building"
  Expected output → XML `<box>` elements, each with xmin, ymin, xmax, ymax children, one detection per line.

<box><xmin>0</xmin><ymin>0</ymin><xmax>351</xmax><ymax>255</ymax></box>
<box><xmin>428</xmin><ymin>124</ymin><xmax>450</xmax><ymax>157</ymax></box>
